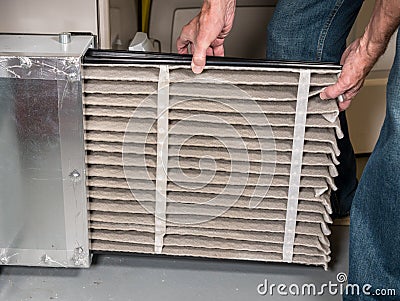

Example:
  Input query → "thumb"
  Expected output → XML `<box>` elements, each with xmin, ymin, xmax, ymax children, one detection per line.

<box><xmin>191</xmin><ymin>42</ymin><xmax>209</xmax><ymax>74</ymax></box>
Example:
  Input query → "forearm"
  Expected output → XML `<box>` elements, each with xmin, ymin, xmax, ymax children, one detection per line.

<box><xmin>202</xmin><ymin>0</ymin><xmax>236</xmax><ymax>12</ymax></box>
<box><xmin>202</xmin><ymin>0</ymin><xmax>236</xmax><ymax>13</ymax></box>
<box><xmin>361</xmin><ymin>0</ymin><xmax>400</xmax><ymax>61</ymax></box>
<box><xmin>199</xmin><ymin>0</ymin><xmax>236</xmax><ymax>38</ymax></box>
<box><xmin>321</xmin><ymin>0</ymin><xmax>400</xmax><ymax>108</ymax></box>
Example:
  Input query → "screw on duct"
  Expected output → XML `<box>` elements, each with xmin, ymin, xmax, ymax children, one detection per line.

<box><xmin>69</xmin><ymin>169</ymin><xmax>81</xmax><ymax>182</ymax></box>
<box><xmin>41</xmin><ymin>254</ymin><xmax>51</xmax><ymax>264</ymax></box>
<box><xmin>58</xmin><ymin>32</ymin><xmax>72</xmax><ymax>44</ymax></box>
<box><xmin>72</xmin><ymin>247</ymin><xmax>87</xmax><ymax>266</ymax></box>
<box><xmin>0</xmin><ymin>255</ymin><xmax>8</xmax><ymax>265</ymax></box>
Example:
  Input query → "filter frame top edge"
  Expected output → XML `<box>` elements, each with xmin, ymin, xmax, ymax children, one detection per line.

<box><xmin>83</xmin><ymin>49</ymin><xmax>342</xmax><ymax>70</ymax></box>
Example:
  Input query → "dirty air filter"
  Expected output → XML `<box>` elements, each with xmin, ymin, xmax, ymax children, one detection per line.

<box><xmin>83</xmin><ymin>50</ymin><xmax>342</xmax><ymax>270</ymax></box>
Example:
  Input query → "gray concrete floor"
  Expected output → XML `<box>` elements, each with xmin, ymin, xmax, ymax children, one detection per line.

<box><xmin>0</xmin><ymin>226</ymin><xmax>349</xmax><ymax>301</ymax></box>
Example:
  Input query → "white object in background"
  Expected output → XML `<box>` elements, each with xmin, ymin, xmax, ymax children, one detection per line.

<box><xmin>129</xmin><ymin>32</ymin><xmax>160</xmax><ymax>52</ymax></box>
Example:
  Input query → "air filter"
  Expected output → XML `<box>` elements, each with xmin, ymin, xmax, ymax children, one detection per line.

<box><xmin>83</xmin><ymin>50</ymin><xmax>342</xmax><ymax>270</ymax></box>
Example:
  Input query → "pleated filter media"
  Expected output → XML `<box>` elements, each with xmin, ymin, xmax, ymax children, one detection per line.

<box><xmin>82</xmin><ymin>52</ymin><xmax>342</xmax><ymax>269</ymax></box>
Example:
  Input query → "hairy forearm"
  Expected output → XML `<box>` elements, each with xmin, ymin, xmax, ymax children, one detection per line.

<box><xmin>320</xmin><ymin>0</ymin><xmax>400</xmax><ymax>108</ymax></box>
<box><xmin>200</xmin><ymin>0</ymin><xmax>236</xmax><ymax>38</ymax></box>
<box><xmin>361</xmin><ymin>0</ymin><xmax>400</xmax><ymax>60</ymax></box>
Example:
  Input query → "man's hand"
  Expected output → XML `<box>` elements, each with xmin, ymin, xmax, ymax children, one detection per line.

<box><xmin>320</xmin><ymin>0</ymin><xmax>400</xmax><ymax>111</ymax></box>
<box><xmin>176</xmin><ymin>0</ymin><xmax>236</xmax><ymax>74</ymax></box>
<box><xmin>320</xmin><ymin>37</ymin><xmax>380</xmax><ymax>111</ymax></box>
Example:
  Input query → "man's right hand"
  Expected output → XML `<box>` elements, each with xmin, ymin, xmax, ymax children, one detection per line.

<box><xmin>176</xmin><ymin>0</ymin><xmax>236</xmax><ymax>74</ymax></box>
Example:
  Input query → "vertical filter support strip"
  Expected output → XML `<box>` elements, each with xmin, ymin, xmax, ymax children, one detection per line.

<box><xmin>282</xmin><ymin>70</ymin><xmax>311</xmax><ymax>262</ymax></box>
<box><xmin>154</xmin><ymin>65</ymin><xmax>170</xmax><ymax>254</ymax></box>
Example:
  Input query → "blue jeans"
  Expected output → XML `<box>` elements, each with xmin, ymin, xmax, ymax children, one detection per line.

<box><xmin>267</xmin><ymin>1</ymin><xmax>400</xmax><ymax>299</ymax></box>
<box><xmin>266</xmin><ymin>0</ymin><xmax>362</xmax><ymax>218</ymax></box>
<box><xmin>344</xmin><ymin>30</ymin><xmax>400</xmax><ymax>301</ymax></box>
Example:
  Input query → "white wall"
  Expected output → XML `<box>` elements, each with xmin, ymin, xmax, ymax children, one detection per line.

<box><xmin>0</xmin><ymin>0</ymin><xmax>98</xmax><ymax>36</ymax></box>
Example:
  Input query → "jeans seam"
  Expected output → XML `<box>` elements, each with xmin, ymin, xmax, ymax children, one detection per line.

<box><xmin>316</xmin><ymin>0</ymin><xmax>345</xmax><ymax>61</ymax></box>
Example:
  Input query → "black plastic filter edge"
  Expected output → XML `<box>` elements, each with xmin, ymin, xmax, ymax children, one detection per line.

<box><xmin>83</xmin><ymin>49</ymin><xmax>342</xmax><ymax>70</ymax></box>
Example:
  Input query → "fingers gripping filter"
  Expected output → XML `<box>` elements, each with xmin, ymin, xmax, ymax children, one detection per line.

<box><xmin>83</xmin><ymin>50</ymin><xmax>342</xmax><ymax>269</ymax></box>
